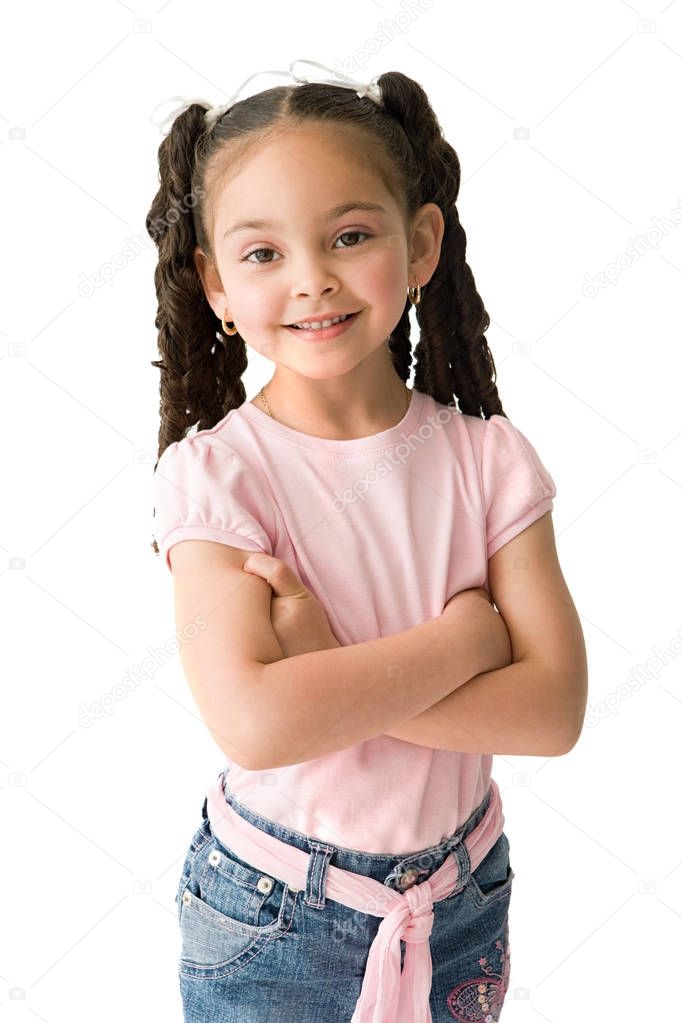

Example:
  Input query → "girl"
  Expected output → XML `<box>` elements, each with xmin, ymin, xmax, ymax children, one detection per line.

<box><xmin>147</xmin><ymin>60</ymin><xmax>587</xmax><ymax>1023</ymax></box>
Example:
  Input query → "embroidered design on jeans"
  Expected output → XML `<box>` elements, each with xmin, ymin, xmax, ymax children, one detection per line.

<box><xmin>445</xmin><ymin>922</ymin><xmax>511</xmax><ymax>1021</ymax></box>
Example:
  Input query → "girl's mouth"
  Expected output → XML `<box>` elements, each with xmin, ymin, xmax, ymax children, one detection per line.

<box><xmin>284</xmin><ymin>310</ymin><xmax>360</xmax><ymax>341</ymax></box>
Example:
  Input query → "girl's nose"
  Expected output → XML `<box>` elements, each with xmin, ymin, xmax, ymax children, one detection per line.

<box><xmin>290</xmin><ymin>257</ymin><xmax>341</xmax><ymax>300</ymax></box>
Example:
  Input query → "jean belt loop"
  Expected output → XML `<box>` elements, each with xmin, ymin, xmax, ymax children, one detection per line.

<box><xmin>303</xmin><ymin>839</ymin><xmax>336</xmax><ymax>909</ymax></box>
<box><xmin>450</xmin><ymin>838</ymin><xmax>472</xmax><ymax>894</ymax></box>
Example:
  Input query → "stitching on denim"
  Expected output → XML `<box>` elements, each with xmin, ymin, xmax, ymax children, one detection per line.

<box><xmin>315</xmin><ymin>848</ymin><xmax>325</xmax><ymax>905</ymax></box>
<box><xmin>179</xmin><ymin>888</ymin><xmax>298</xmax><ymax>981</ymax></box>
<box><xmin>445</xmin><ymin>920</ymin><xmax>511</xmax><ymax>1021</ymax></box>
<box><xmin>307</xmin><ymin>844</ymin><xmax>330</xmax><ymax>907</ymax></box>
<box><xmin>185</xmin><ymin>888</ymin><xmax>280</xmax><ymax>937</ymax></box>
<box><xmin>309</xmin><ymin>846</ymin><xmax>322</xmax><ymax>907</ymax></box>
<box><xmin>304</xmin><ymin>842</ymin><xmax>334</xmax><ymax>908</ymax></box>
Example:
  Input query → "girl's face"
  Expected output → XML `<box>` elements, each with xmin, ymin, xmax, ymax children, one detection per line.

<box><xmin>197</xmin><ymin>124</ymin><xmax>441</xmax><ymax>384</ymax></box>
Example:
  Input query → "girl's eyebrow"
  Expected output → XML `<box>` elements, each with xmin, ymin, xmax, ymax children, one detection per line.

<box><xmin>222</xmin><ymin>200</ymin><xmax>388</xmax><ymax>240</ymax></box>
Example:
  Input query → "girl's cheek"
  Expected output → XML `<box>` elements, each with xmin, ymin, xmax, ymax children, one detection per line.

<box><xmin>367</xmin><ymin>249</ymin><xmax>406</xmax><ymax>292</ymax></box>
<box><xmin>239</xmin><ymin>290</ymin><xmax>279</xmax><ymax>330</ymax></box>
<box><xmin>366</xmin><ymin>271</ymin><xmax>407</xmax><ymax>324</ymax></box>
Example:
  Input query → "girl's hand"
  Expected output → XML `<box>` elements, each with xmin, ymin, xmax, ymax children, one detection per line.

<box><xmin>443</xmin><ymin>585</ymin><xmax>512</xmax><ymax>673</ymax></box>
<box><xmin>242</xmin><ymin>553</ymin><xmax>341</xmax><ymax>658</ymax></box>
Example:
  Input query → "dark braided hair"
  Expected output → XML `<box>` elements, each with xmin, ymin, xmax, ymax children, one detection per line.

<box><xmin>146</xmin><ymin>70</ymin><xmax>505</xmax><ymax>554</ymax></box>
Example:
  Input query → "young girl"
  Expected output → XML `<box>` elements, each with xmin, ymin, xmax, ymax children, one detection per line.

<box><xmin>148</xmin><ymin>60</ymin><xmax>587</xmax><ymax>1023</ymax></box>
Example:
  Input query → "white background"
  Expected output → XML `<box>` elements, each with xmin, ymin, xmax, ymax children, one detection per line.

<box><xmin>2</xmin><ymin>0</ymin><xmax>680</xmax><ymax>1019</ymax></box>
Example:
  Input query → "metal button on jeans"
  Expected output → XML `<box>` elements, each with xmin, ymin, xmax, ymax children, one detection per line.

<box><xmin>398</xmin><ymin>867</ymin><xmax>421</xmax><ymax>890</ymax></box>
<box><xmin>257</xmin><ymin>876</ymin><xmax>274</xmax><ymax>894</ymax></box>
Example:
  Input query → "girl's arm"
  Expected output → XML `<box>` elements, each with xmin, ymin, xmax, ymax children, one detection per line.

<box><xmin>240</xmin><ymin>513</ymin><xmax>586</xmax><ymax>761</ymax></box>
<box><xmin>252</xmin><ymin>592</ymin><xmax>507</xmax><ymax>770</ymax></box>
<box><xmin>170</xmin><ymin>539</ymin><xmax>508</xmax><ymax>773</ymax></box>
<box><xmin>235</xmin><ymin>554</ymin><xmax>514</xmax><ymax>768</ymax></box>
<box><xmin>383</xmin><ymin>659</ymin><xmax>580</xmax><ymax>756</ymax></box>
<box><xmin>386</xmin><ymin>514</ymin><xmax>588</xmax><ymax>757</ymax></box>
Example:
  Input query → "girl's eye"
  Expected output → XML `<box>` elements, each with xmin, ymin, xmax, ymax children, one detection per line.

<box><xmin>241</xmin><ymin>247</ymin><xmax>278</xmax><ymax>264</ymax></box>
<box><xmin>334</xmin><ymin>230</ymin><xmax>370</xmax><ymax>249</ymax></box>
<box><xmin>241</xmin><ymin>230</ymin><xmax>370</xmax><ymax>264</ymax></box>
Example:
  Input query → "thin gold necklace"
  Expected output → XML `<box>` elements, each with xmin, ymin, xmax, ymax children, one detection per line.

<box><xmin>258</xmin><ymin>385</ymin><xmax>411</xmax><ymax>422</ymax></box>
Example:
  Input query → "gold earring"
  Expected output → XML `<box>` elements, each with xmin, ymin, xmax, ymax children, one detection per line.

<box><xmin>222</xmin><ymin>309</ymin><xmax>238</xmax><ymax>335</ymax></box>
<box><xmin>407</xmin><ymin>279</ymin><xmax>422</xmax><ymax>306</ymax></box>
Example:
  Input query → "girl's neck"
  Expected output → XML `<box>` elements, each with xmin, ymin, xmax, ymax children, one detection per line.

<box><xmin>249</xmin><ymin>379</ymin><xmax>412</xmax><ymax>441</ymax></box>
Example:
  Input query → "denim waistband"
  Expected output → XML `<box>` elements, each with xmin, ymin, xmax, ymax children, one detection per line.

<box><xmin>202</xmin><ymin>770</ymin><xmax>494</xmax><ymax>894</ymax></box>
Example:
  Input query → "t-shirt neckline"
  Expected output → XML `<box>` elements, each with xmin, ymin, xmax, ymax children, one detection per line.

<box><xmin>236</xmin><ymin>387</ymin><xmax>423</xmax><ymax>452</ymax></box>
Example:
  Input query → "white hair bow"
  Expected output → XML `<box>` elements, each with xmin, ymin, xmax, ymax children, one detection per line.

<box><xmin>149</xmin><ymin>59</ymin><xmax>383</xmax><ymax>137</ymax></box>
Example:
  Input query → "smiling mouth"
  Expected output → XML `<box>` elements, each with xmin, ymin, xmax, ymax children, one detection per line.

<box><xmin>286</xmin><ymin>311</ymin><xmax>360</xmax><ymax>329</ymax></box>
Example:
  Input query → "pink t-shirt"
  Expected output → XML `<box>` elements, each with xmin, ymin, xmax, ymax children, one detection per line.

<box><xmin>153</xmin><ymin>389</ymin><xmax>556</xmax><ymax>853</ymax></box>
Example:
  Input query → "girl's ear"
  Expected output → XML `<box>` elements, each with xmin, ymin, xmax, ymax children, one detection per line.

<box><xmin>408</xmin><ymin>202</ymin><xmax>445</xmax><ymax>287</ymax></box>
<box><xmin>194</xmin><ymin>245</ymin><xmax>228</xmax><ymax>320</ymax></box>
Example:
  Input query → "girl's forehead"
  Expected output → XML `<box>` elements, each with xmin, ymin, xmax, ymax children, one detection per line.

<box><xmin>238</xmin><ymin>118</ymin><xmax>385</xmax><ymax>168</ymax></box>
<box><xmin>213</xmin><ymin>134</ymin><xmax>399</xmax><ymax>232</ymax></box>
<box><xmin>223</xmin><ymin>129</ymin><xmax>383</xmax><ymax>191</ymax></box>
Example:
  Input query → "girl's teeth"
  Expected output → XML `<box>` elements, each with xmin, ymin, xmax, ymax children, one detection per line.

<box><xmin>293</xmin><ymin>314</ymin><xmax>350</xmax><ymax>329</ymax></box>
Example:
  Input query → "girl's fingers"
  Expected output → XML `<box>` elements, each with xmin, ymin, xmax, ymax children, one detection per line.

<box><xmin>242</xmin><ymin>553</ymin><xmax>307</xmax><ymax>599</ymax></box>
<box><xmin>242</xmin><ymin>553</ymin><xmax>276</xmax><ymax>583</ymax></box>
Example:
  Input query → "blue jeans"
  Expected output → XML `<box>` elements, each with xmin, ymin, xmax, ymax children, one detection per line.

<box><xmin>176</xmin><ymin>771</ymin><xmax>514</xmax><ymax>1022</ymax></box>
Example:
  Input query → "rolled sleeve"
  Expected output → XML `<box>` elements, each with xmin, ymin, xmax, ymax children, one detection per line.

<box><xmin>482</xmin><ymin>414</ymin><xmax>557</xmax><ymax>560</ymax></box>
<box><xmin>152</xmin><ymin>435</ymin><xmax>274</xmax><ymax>572</ymax></box>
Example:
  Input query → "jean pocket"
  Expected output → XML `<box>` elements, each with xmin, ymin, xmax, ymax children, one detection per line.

<box><xmin>466</xmin><ymin>831</ymin><xmax>515</xmax><ymax>909</ymax></box>
<box><xmin>175</xmin><ymin>819</ymin><xmax>212</xmax><ymax>924</ymax></box>
<box><xmin>178</xmin><ymin>827</ymin><xmax>295</xmax><ymax>979</ymax></box>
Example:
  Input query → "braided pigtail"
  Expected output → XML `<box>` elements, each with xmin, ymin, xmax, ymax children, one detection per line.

<box><xmin>377</xmin><ymin>72</ymin><xmax>504</xmax><ymax>418</ymax></box>
<box><xmin>146</xmin><ymin>103</ymin><xmax>248</xmax><ymax>467</ymax></box>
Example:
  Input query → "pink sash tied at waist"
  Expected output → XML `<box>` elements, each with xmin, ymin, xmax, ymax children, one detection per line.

<box><xmin>206</xmin><ymin>776</ymin><xmax>503</xmax><ymax>1023</ymax></box>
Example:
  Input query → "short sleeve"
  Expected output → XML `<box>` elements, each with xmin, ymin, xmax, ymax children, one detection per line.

<box><xmin>481</xmin><ymin>414</ymin><xmax>556</xmax><ymax>560</ymax></box>
<box><xmin>152</xmin><ymin>435</ymin><xmax>275</xmax><ymax>573</ymax></box>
